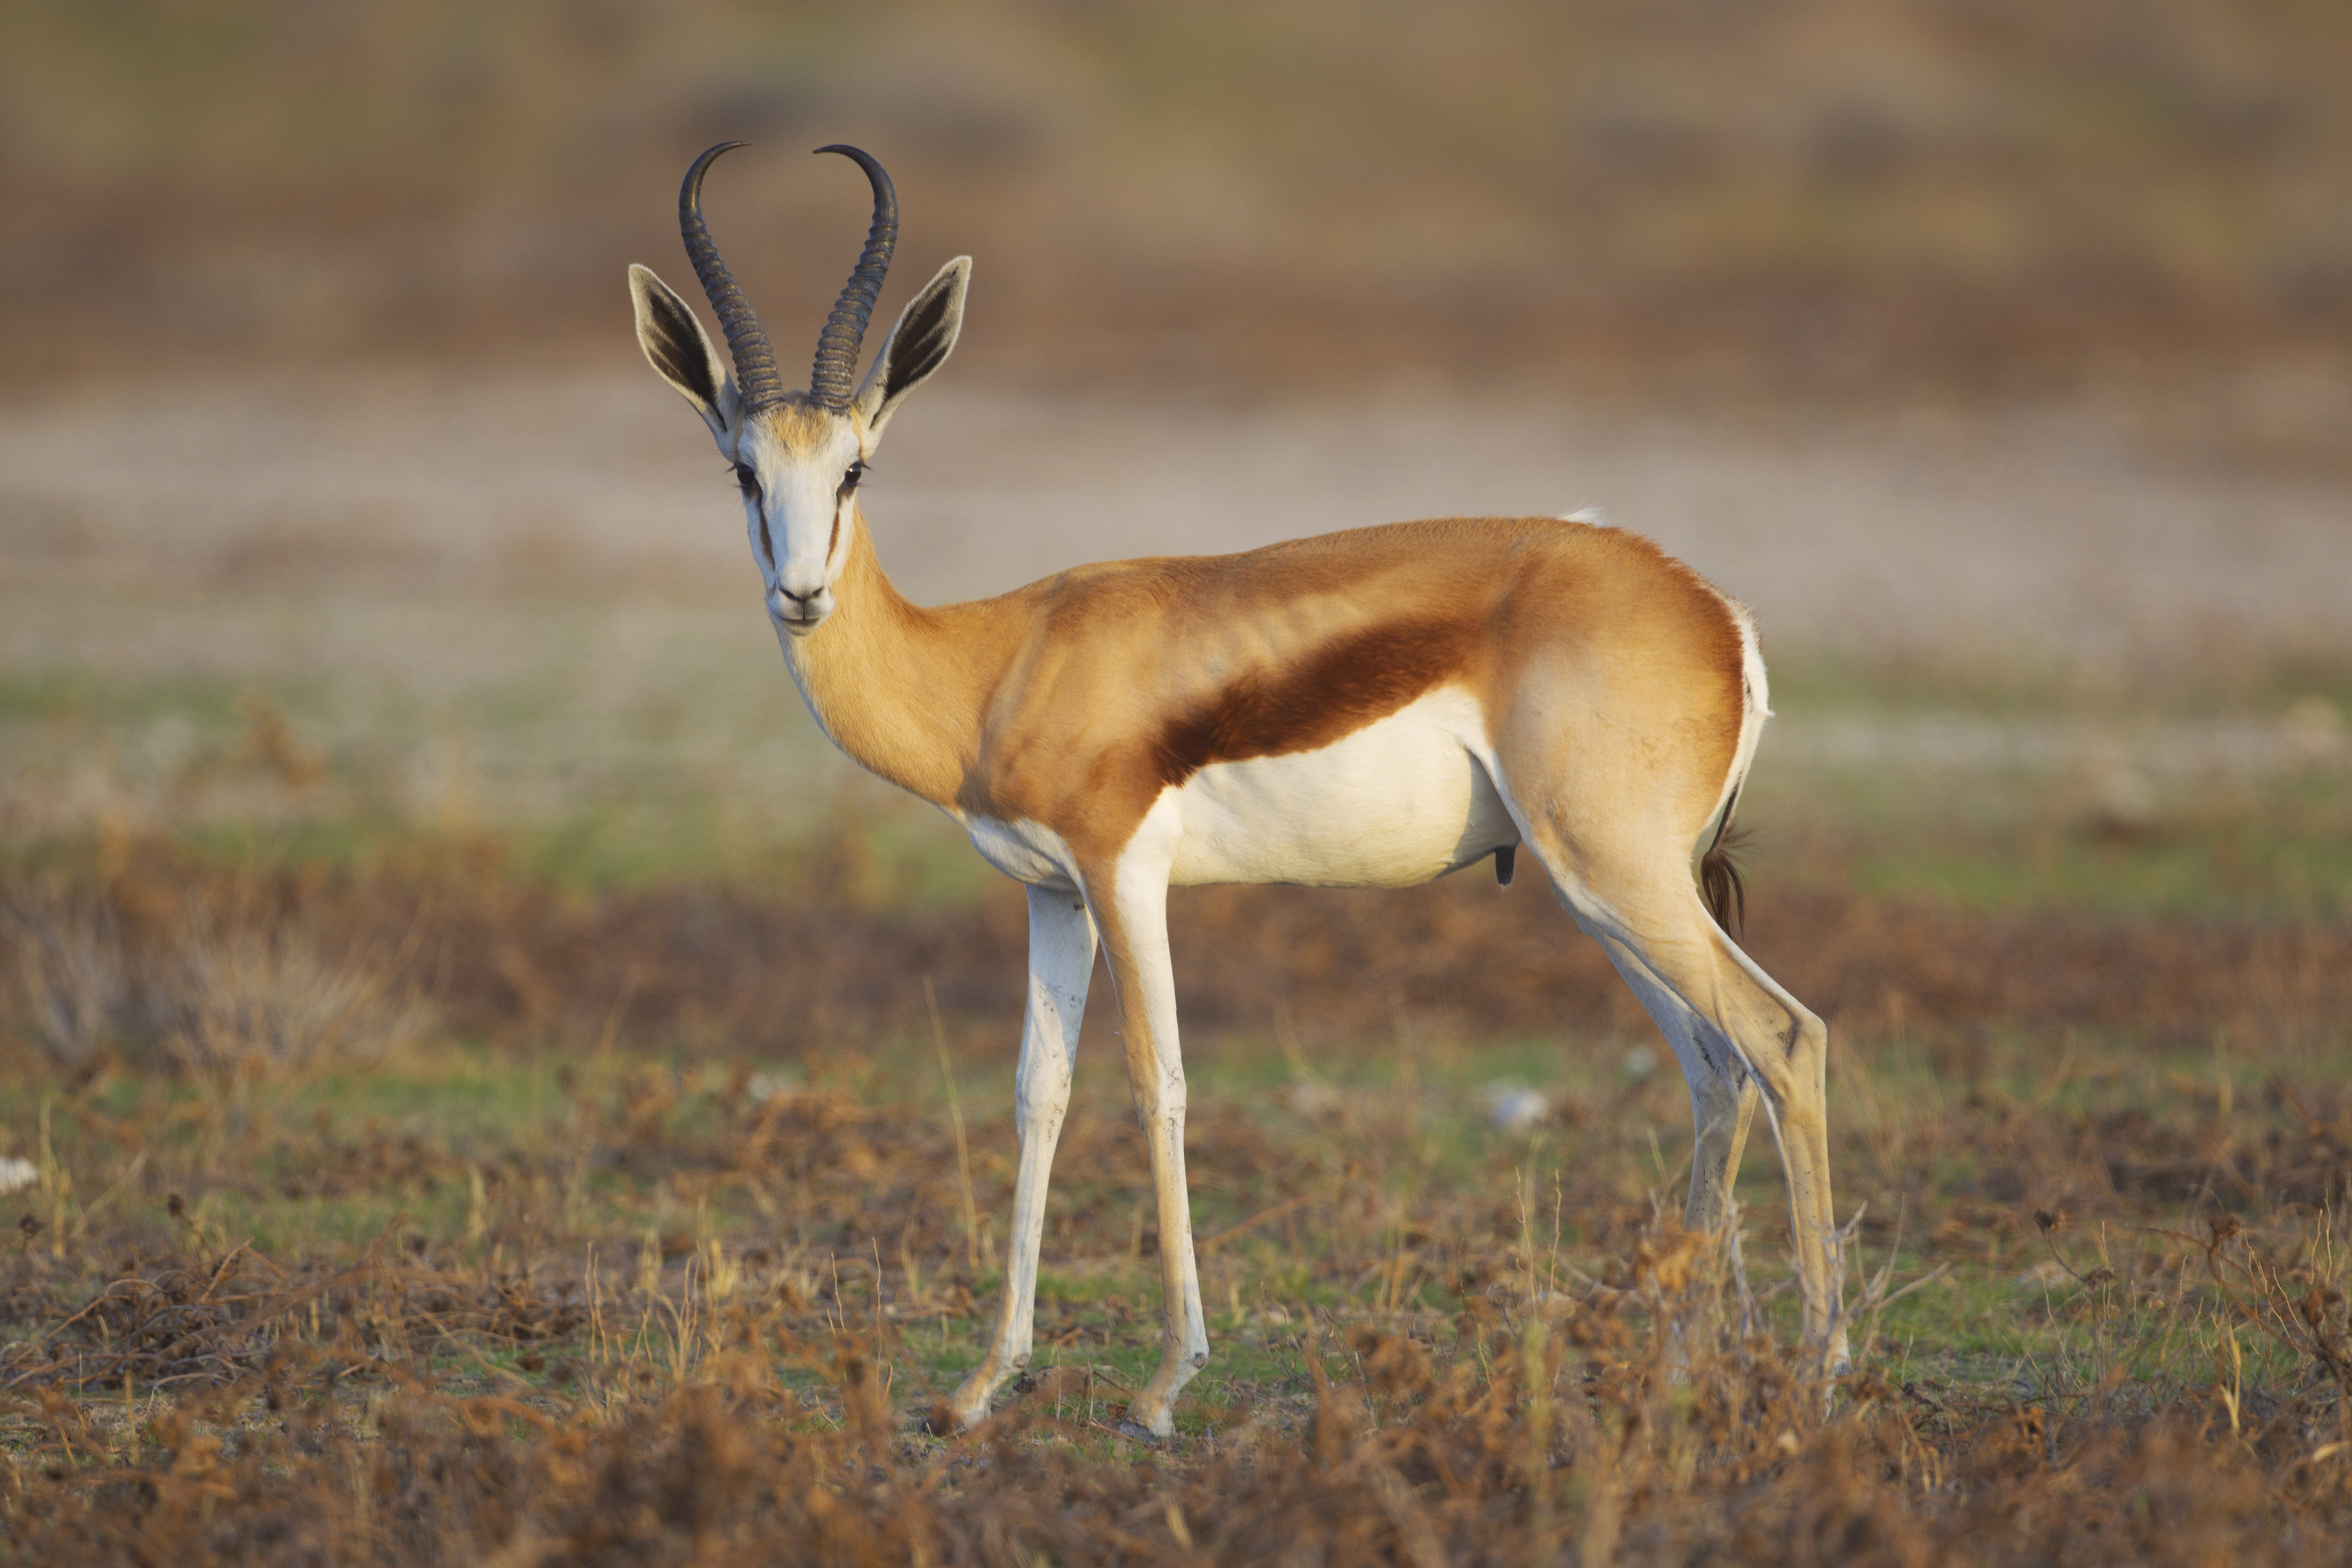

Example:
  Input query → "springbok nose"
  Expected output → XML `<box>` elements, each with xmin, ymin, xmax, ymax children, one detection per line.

<box><xmin>773</xmin><ymin>584</ymin><xmax>830</xmax><ymax>631</ymax></box>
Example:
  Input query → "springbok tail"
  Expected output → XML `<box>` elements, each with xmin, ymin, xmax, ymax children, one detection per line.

<box><xmin>1700</xmin><ymin>785</ymin><xmax>1750</xmax><ymax>934</ymax></box>
<box><xmin>1700</xmin><ymin>602</ymin><xmax>1770</xmax><ymax>935</ymax></box>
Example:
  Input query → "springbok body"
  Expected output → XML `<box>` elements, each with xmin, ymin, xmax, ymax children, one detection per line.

<box><xmin>630</xmin><ymin>143</ymin><xmax>1843</xmax><ymax>1439</ymax></box>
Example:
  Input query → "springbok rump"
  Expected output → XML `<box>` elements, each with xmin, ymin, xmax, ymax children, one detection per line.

<box><xmin>627</xmin><ymin>142</ymin><xmax>1845</xmax><ymax>1440</ymax></box>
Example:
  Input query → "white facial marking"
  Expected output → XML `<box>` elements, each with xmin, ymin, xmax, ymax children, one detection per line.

<box><xmin>734</xmin><ymin>413</ymin><xmax>866</xmax><ymax>638</ymax></box>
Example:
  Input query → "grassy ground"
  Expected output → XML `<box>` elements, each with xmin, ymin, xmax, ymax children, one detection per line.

<box><xmin>3</xmin><ymin>638</ymin><xmax>2352</xmax><ymax>1560</ymax></box>
<box><xmin>3</xmin><ymin>943</ymin><xmax>2351</xmax><ymax>1559</ymax></box>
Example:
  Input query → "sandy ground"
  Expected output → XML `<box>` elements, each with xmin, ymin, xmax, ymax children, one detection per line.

<box><xmin>1</xmin><ymin>365</ymin><xmax>2346</xmax><ymax>849</ymax></box>
<box><xmin>5</xmin><ymin>365</ymin><xmax>2347</xmax><ymax>671</ymax></box>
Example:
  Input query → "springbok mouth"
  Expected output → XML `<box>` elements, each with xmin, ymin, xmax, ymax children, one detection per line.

<box><xmin>771</xmin><ymin>589</ymin><xmax>830</xmax><ymax>634</ymax></box>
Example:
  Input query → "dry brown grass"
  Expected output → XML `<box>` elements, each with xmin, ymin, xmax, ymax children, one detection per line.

<box><xmin>3</xmin><ymin>834</ymin><xmax>2352</xmax><ymax>1559</ymax></box>
<box><xmin>6</xmin><ymin>862</ymin><xmax>435</xmax><ymax>1076</ymax></box>
<box><xmin>0</xmin><ymin>1162</ymin><xmax>2348</xmax><ymax>1564</ymax></box>
<box><xmin>9</xmin><ymin>833</ymin><xmax>2341</xmax><ymax>1068</ymax></box>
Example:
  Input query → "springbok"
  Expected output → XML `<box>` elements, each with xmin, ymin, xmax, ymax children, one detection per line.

<box><xmin>629</xmin><ymin>143</ymin><xmax>1845</xmax><ymax>1439</ymax></box>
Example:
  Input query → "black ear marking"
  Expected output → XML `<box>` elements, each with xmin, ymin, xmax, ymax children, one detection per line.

<box><xmin>1495</xmin><ymin>845</ymin><xmax>1515</xmax><ymax>885</ymax></box>
<box><xmin>644</xmin><ymin>286</ymin><xmax>719</xmax><ymax>407</ymax></box>
<box><xmin>883</xmin><ymin>282</ymin><xmax>957</xmax><ymax>403</ymax></box>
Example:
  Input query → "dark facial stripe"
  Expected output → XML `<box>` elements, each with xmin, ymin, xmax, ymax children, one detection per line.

<box><xmin>1147</xmin><ymin>619</ymin><xmax>1472</xmax><ymax>790</ymax></box>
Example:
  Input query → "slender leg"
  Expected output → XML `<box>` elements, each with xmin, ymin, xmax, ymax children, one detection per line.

<box><xmin>1686</xmin><ymin>1062</ymin><xmax>1760</xmax><ymax>1238</ymax></box>
<box><xmin>1527</xmin><ymin>835</ymin><xmax>1845</xmax><ymax>1366</ymax></box>
<box><xmin>940</xmin><ymin>884</ymin><xmax>1096</xmax><ymax>1430</ymax></box>
<box><xmin>1089</xmin><ymin>853</ymin><xmax>1208</xmax><ymax>1440</ymax></box>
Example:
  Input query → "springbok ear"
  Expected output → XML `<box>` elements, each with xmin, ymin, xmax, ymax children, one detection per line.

<box><xmin>854</xmin><ymin>257</ymin><xmax>970</xmax><ymax>443</ymax></box>
<box><xmin>630</xmin><ymin>264</ymin><xmax>740</xmax><ymax>441</ymax></box>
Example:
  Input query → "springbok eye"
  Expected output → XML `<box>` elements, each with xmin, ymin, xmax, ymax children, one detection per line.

<box><xmin>732</xmin><ymin>462</ymin><xmax>760</xmax><ymax>498</ymax></box>
<box><xmin>841</xmin><ymin>460</ymin><xmax>867</xmax><ymax>493</ymax></box>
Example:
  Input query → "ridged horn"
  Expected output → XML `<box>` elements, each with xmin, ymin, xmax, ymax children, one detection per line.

<box><xmin>678</xmin><ymin>142</ymin><xmax>788</xmax><ymax>416</ymax></box>
<box><xmin>808</xmin><ymin>144</ymin><xmax>898</xmax><ymax>411</ymax></box>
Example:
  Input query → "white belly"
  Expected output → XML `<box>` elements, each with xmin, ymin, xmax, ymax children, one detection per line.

<box><xmin>1165</xmin><ymin>687</ymin><xmax>1516</xmax><ymax>888</ymax></box>
<box><xmin>966</xmin><ymin>813</ymin><xmax>1083</xmax><ymax>891</ymax></box>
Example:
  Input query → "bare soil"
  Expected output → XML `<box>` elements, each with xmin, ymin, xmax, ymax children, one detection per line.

<box><xmin>5</xmin><ymin>367</ymin><xmax>2347</xmax><ymax>684</ymax></box>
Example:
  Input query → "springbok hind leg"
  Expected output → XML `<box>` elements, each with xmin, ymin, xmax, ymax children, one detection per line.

<box><xmin>939</xmin><ymin>884</ymin><xmax>1096</xmax><ymax>1431</ymax></box>
<box><xmin>1686</xmin><ymin>1057</ymin><xmax>1761</xmax><ymax>1241</ymax></box>
<box><xmin>1536</xmin><ymin>850</ymin><xmax>1846</xmax><ymax>1368</ymax></box>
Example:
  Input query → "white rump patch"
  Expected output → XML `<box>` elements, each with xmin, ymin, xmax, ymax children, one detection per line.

<box><xmin>1560</xmin><ymin>506</ymin><xmax>1610</xmax><ymax>527</ymax></box>
<box><xmin>1700</xmin><ymin>595</ymin><xmax>1773</xmax><ymax>839</ymax></box>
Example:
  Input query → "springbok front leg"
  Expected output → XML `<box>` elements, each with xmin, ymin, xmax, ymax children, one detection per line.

<box><xmin>1087</xmin><ymin>843</ymin><xmax>1209</xmax><ymax>1440</ymax></box>
<box><xmin>939</xmin><ymin>884</ymin><xmax>1096</xmax><ymax>1430</ymax></box>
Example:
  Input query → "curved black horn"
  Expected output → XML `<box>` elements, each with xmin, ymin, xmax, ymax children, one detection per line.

<box><xmin>679</xmin><ymin>142</ymin><xmax>788</xmax><ymax>415</ymax></box>
<box><xmin>808</xmin><ymin>144</ymin><xmax>898</xmax><ymax>411</ymax></box>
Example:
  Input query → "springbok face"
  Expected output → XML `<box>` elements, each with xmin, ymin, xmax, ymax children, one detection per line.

<box><xmin>630</xmin><ymin>143</ymin><xmax>969</xmax><ymax>637</ymax></box>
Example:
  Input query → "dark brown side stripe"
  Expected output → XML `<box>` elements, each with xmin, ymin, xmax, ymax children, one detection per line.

<box><xmin>1147</xmin><ymin>619</ymin><xmax>1472</xmax><ymax>790</ymax></box>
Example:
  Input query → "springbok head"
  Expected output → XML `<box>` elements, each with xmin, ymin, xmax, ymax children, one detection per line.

<box><xmin>630</xmin><ymin>143</ymin><xmax>969</xmax><ymax>636</ymax></box>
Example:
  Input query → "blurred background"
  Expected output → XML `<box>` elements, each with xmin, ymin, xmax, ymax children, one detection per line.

<box><xmin>0</xmin><ymin>0</ymin><xmax>2343</xmax><ymax>423</ymax></box>
<box><xmin>3</xmin><ymin>0</ymin><xmax>2350</xmax><ymax>1048</ymax></box>
<box><xmin>6</xmin><ymin>0</ymin><xmax>2351</xmax><ymax>426</ymax></box>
